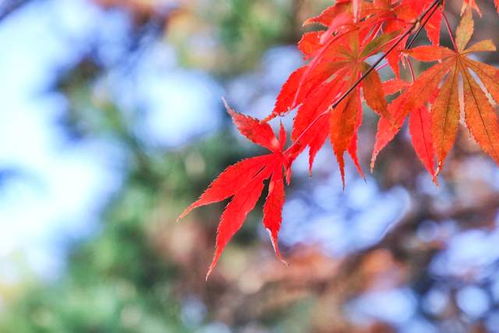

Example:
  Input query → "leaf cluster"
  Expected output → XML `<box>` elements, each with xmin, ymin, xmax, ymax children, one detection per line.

<box><xmin>180</xmin><ymin>0</ymin><xmax>499</xmax><ymax>278</ymax></box>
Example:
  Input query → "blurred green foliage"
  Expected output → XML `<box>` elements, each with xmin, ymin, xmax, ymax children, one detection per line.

<box><xmin>0</xmin><ymin>109</ymin><xmax>250</xmax><ymax>332</ymax></box>
<box><xmin>168</xmin><ymin>0</ymin><xmax>327</xmax><ymax>74</ymax></box>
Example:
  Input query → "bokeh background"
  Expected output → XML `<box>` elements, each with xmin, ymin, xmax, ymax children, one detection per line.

<box><xmin>0</xmin><ymin>0</ymin><xmax>498</xmax><ymax>332</ymax></box>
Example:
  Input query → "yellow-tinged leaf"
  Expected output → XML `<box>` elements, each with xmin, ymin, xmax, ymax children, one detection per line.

<box><xmin>362</xmin><ymin>66</ymin><xmax>389</xmax><ymax>119</ymax></box>
<box><xmin>464</xmin><ymin>40</ymin><xmax>496</xmax><ymax>54</ymax></box>
<box><xmin>461</xmin><ymin>67</ymin><xmax>499</xmax><ymax>163</ymax></box>
<box><xmin>431</xmin><ymin>64</ymin><xmax>460</xmax><ymax>168</ymax></box>
<box><xmin>370</xmin><ymin>61</ymin><xmax>450</xmax><ymax>168</ymax></box>
<box><xmin>456</xmin><ymin>8</ymin><xmax>474</xmax><ymax>51</ymax></box>
<box><xmin>465</xmin><ymin>59</ymin><xmax>499</xmax><ymax>103</ymax></box>
<box><xmin>395</xmin><ymin>61</ymin><xmax>450</xmax><ymax>123</ymax></box>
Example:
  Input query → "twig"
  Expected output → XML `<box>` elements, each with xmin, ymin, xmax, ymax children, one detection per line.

<box><xmin>443</xmin><ymin>12</ymin><xmax>458</xmax><ymax>50</ymax></box>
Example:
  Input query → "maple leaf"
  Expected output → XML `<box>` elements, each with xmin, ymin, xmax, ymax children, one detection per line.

<box><xmin>263</xmin><ymin>160</ymin><xmax>286</xmax><ymax>262</ymax></box>
<box><xmin>178</xmin><ymin>101</ymin><xmax>288</xmax><ymax>279</ymax></box>
<box><xmin>284</xmin><ymin>28</ymin><xmax>401</xmax><ymax>182</ymax></box>
<box><xmin>270</xmin><ymin>0</ymin><xmax>447</xmax><ymax>184</ymax></box>
<box><xmin>272</xmin><ymin>0</ymin><xmax>442</xmax><ymax>118</ymax></box>
<box><xmin>329</xmin><ymin>87</ymin><xmax>364</xmax><ymax>184</ymax></box>
<box><xmin>372</xmin><ymin>9</ymin><xmax>499</xmax><ymax>175</ymax></box>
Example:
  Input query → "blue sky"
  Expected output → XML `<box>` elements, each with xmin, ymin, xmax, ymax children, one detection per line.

<box><xmin>0</xmin><ymin>0</ymin><xmax>123</xmax><ymax>279</ymax></box>
<box><xmin>0</xmin><ymin>0</ymin><xmax>220</xmax><ymax>280</ymax></box>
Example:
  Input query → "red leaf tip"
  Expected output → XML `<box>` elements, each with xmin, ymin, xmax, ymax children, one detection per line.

<box><xmin>266</xmin><ymin>228</ymin><xmax>288</xmax><ymax>266</ymax></box>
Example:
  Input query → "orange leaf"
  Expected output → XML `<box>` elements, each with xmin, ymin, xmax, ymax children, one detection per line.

<box><xmin>465</xmin><ymin>59</ymin><xmax>499</xmax><ymax>103</ymax></box>
<box><xmin>431</xmin><ymin>65</ymin><xmax>460</xmax><ymax>168</ymax></box>
<box><xmin>363</xmin><ymin>67</ymin><xmax>389</xmax><ymax>119</ymax></box>
<box><xmin>382</xmin><ymin>78</ymin><xmax>410</xmax><ymax>95</ymax></box>
<box><xmin>461</xmin><ymin>67</ymin><xmax>499</xmax><ymax>164</ymax></box>
<box><xmin>371</xmin><ymin>61</ymin><xmax>449</xmax><ymax>168</ymax></box>
<box><xmin>329</xmin><ymin>89</ymin><xmax>362</xmax><ymax>186</ymax></box>
<box><xmin>464</xmin><ymin>40</ymin><xmax>496</xmax><ymax>54</ymax></box>
<box><xmin>456</xmin><ymin>7</ymin><xmax>474</xmax><ymax>51</ymax></box>
<box><xmin>407</xmin><ymin>45</ymin><xmax>454</xmax><ymax>61</ymax></box>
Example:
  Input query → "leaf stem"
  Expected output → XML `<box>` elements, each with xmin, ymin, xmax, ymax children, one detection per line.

<box><xmin>442</xmin><ymin>12</ymin><xmax>458</xmax><ymax>50</ymax></box>
<box><xmin>406</xmin><ymin>57</ymin><xmax>416</xmax><ymax>82</ymax></box>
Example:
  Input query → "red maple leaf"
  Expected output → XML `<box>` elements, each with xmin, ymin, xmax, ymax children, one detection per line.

<box><xmin>178</xmin><ymin>100</ymin><xmax>289</xmax><ymax>279</ymax></box>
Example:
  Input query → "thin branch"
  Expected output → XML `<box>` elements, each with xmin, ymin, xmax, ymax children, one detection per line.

<box><xmin>406</xmin><ymin>0</ymin><xmax>442</xmax><ymax>49</ymax></box>
<box><xmin>442</xmin><ymin>12</ymin><xmax>458</xmax><ymax>50</ymax></box>
<box><xmin>406</xmin><ymin>57</ymin><xmax>416</xmax><ymax>82</ymax></box>
<box><xmin>332</xmin><ymin>0</ymin><xmax>442</xmax><ymax>110</ymax></box>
